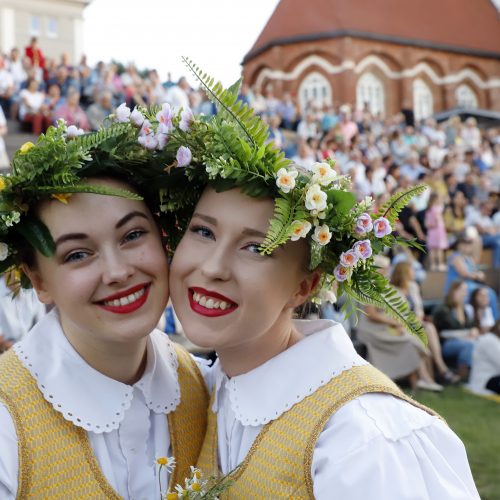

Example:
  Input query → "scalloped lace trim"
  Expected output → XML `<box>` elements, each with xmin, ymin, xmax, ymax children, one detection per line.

<box><xmin>13</xmin><ymin>331</ymin><xmax>180</xmax><ymax>433</ymax></box>
<box><xmin>227</xmin><ymin>359</ymin><xmax>367</xmax><ymax>426</ymax></box>
<box><xmin>14</xmin><ymin>343</ymin><xmax>134</xmax><ymax>433</ymax></box>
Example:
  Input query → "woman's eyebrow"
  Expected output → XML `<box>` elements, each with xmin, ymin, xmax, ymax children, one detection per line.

<box><xmin>192</xmin><ymin>213</ymin><xmax>217</xmax><ymax>225</ymax></box>
<box><xmin>115</xmin><ymin>211</ymin><xmax>149</xmax><ymax>229</ymax></box>
<box><xmin>54</xmin><ymin>233</ymin><xmax>88</xmax><ymax>248</ymax></box>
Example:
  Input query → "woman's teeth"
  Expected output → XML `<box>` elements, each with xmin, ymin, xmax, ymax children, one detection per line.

<box><xmin>103</xmin><ymin>288</ymin><xmax>145</xmax><ymax>307</ymax></box>
<box><xmin>193</xmin><ymin>292</ymin><xmax>232</xmax><ymax>310</ymax></box>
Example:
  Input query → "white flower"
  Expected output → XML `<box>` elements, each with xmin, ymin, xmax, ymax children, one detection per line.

<box><xmin>311</xmin><ymin>162</ymin><xmax>336</xmax><ymax>186</ymax></box>
<box><xmin>179</xmin><ymin>107</ymin><xmax>194</xmax><ymax>131</ymax></box>
<box><xmin>139</xmin><ymin>119</ymin><xmax>153</xmax><ymax>137</ymax></box>
<box><xmin>305</xmin><ymin>184</ymin><xmax>327</xmax><ymax>212</ymax></box>
<box><xmin>156</xmin><ymin>132</ymin><xmax>168</xmax><ymax>150</ymax></box>
<box><xmin>0</xmin><ymin>243</ymin><xmax>8</xmax><ymax>261</ymax></box>
<box><xmin>138</xmin><ymin>134</ymin><xmax>158</xmax><ymax>150</ymax></box>
<box><xmin>312</xmin><ymin>224</ymin><xmax>332</xmax><ymax>246</ymax></box>
<box><xmin>65</xmin><ymin>125</ymin><xmax>84</xmax><ymax>138</ymax></box>
<box><xmin>115</xmin><ymin>103</ymin><xmax>131</xmax><ymax>122</ymax></box>
<box><xmin>275</xmin><ymin>167</ymin><xmax>298</xmax><ymax>193</ymax></box>
<box><xmin>130</xmin><ymin>107</ymin><xmax>145</xmax><ymax>127</ymax></box>
<box><xmin>319</xmin><ymin>288</ymin><xmax>337</xmax><ymax>304</ymax></box>
<box><xmin>290</xmin><ymin>220</ymin><xmax>312</xmax><ymax>241</ymax></box>
<box><xmin>1</xmin><ymin>212</ymin><xmax>21</xmax><ymax>228</ymax></box>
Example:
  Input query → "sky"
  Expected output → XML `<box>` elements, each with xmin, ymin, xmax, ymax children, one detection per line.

<box><xmin>83</xmin><ymin>0</ymin><xmax>280</xmax><ymax>86</ymax></box>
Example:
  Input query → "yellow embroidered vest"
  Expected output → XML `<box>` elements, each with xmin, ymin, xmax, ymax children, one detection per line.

<box><xmin>0</xmin><ymin>342</ymin><xmax>208</xmax><ymax>499</ymax></box>
<box><xmin>197</xmin><ymin>364</ymin><xmax>438</xmax><ymax>499</ymax></box>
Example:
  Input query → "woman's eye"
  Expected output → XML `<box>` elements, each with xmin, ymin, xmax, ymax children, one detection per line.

<box><xmin>123</xmin><ymin>229</ymin><xmax>146</xmax><ymax>243</ymax></box>
<box><xmin>244</xmin><ymin>243</ymin><xmax>263</xmax><ymax>254</ymax></box>
<box><xmin>64</xmin><ymin>250</ymin><xmax>89</xmax><ymax>263</ymax></box>
<box><xmin>190</xmin><ymin>225</ymin><xmax>214</xmax><ymax>240</ymax></box>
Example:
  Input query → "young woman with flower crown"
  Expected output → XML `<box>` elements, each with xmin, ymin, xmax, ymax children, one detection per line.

<box><xmin>162</xmin><ymin>60</ymin><xmax>480</xmax><ymax>499</ymax></box>
<box><xmin>0</xmin><ymin>108</ymin><xmax>208</xmax><ymax>499</ymax></box>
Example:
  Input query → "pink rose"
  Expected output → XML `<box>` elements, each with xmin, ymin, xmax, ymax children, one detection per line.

<box><xmin>353</xmin><ymin>240</ymin><xmax>373</xmax><ymax>260</ymax></box>
<box><xmin>355</xmin><ymin>213</ymin><xmax>373</xmax><ymax>234</ymax></box>
<box><xmin>373</xmin><ymin>217</ymin><xmax>392</xmax><ymax>238</ymax></box>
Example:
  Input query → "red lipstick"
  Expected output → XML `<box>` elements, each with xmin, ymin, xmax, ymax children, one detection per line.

<box><xmin>189</xmin><ymin>287</ymin><xmax>238</xmax><ymax>318</ymax></box>
<box><xmin>96</xmin><ymin>283</ymin><xmax>150</xmax><ymax>314</ymax></box>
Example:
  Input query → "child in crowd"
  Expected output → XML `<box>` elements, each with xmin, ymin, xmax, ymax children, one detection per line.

<box><xmin>425</xmin><ymin>191</ymin><xmax>448</xmax><ymax>271</ymax></box>
<box><xmin>0</xmin><ymin>112</ymin><xmax>208</xmax><ymax>498</ymax></box>
<box><xmin>166</xmin><ymin>64</ymin><xmax>479</xmax><ymax>498</ymax></box>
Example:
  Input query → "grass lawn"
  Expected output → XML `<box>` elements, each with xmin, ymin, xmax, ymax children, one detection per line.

<box><xmin>413</xmin><ymin>386</ymin><xmax>500</xmax><ymax>500</ymax></box>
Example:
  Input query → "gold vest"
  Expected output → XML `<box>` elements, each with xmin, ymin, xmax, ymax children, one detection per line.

<box><xmin>0</xmin><ymin>342</ymin><xmax>208</xmax><ymax>499</ymax></box>
<box><xmin>197</xmin><ymin>364</ymin><xmax>438</xmax><ymax>499</ymax></box>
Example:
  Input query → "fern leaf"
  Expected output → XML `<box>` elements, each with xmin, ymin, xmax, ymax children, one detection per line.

<box><xmin>381</xmin><ymin>184</ymin><xmax>428</xmax><ymax>224</ymax></box>
<box><xmin>35</xmin><ymin>184</ymin><xmax>143</xmax><ymax>199</ymax></box>
<box><xmin>260</xmin><ymin>197</ymin><xmax>298</xmax><ymax>254</ymax></box>
<box><xmin>344</xmin><ymin>276</ymin><xmax>427</xmax><ymax>344</ymax></box>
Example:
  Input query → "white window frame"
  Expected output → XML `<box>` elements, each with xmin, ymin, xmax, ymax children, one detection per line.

<box><xmin>413</xmin><ymin>78</ymin><xmax>434</xmax><ymax>122</ymax></box>
<box><xmin>356</xmin><ymin>72</ymin><xmax>385</xmax><ymax>116</ymax></box>
<box><xmin>455</xmin><ymin>84</ymin><xmax>478</xmax><ymax>108</ymax></box>
<box><xmin>298</xmin><ymin>72</ymin><xmax>332</xmax><ymax>112</ymax></box>
<box><xmin>30</xmin><ymin>15</ymin><xmax>41</xmax><ymax>36</ymax></box>
<box><xmin>46</xmin><ymin>17</ymin><xmax>59</xmax><ymax>39</ymax></box>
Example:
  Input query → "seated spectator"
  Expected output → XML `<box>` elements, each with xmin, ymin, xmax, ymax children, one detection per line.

<box><xmin>444</xmin><ymin>235</ymin><xmax>498</xmax><ymax>320</ymax></box>
<box><xmin>433</xmin><ymin>280</ymin><xmax>478</xmax><ymax>380</ymax></box>
<box><xmin>0</xmin><ymin>54</ymin><xmax>15</xmax><ymax>116</ymax></box>
<box><xmin>39</xmin><ymin>82</ymin><xmax>64</xmax><ymax>124</ymax></box>
<box><xmin>296</xmin><ymin>111</ymin><xmax>320</xmax><ymax>140</ymax></box>
<box><xmin>356</xmin><ymin>257</ymin><xmax>442</xmax><ymax>391</ymax></box>
<box><xmin>0</xmin><ymin>105</ymin><xmax>8</xmax><ymax>171</ymax></box>
<box><xmin>19</xmin><ymin>77</ymin><xmax>49</xmax><ymax>135</ymax></box>
<box><xmin>469</xmin><ymin>287</ymin><xmax>495</xmax><ymax>334</ymax></box>
<box><xmin>465</xmin><ymin>199</ymin><xmax>500</xmax><ymax>268</ymax></box>
<box><xmin>468</xmin><ymin>320</ymin><xmax>500</xmax><ymax>396</ymax></box>
<box><xmin>291</xmin><ymin>141</ymin><xmax>315</xmax><ymax>170</ymax></box>
<box><xmin>86</xmin><ymin>89</ymin><xmax>113</xmax><ymax>130</ymax></box>
<box><xmin>0</xmin><ymin>271</ymin><xmax>46</xmax><ymax>353</ymax></box>
<box><xmin>53</xmin><ymin>87</ymin><xmax>90</xmax><ymax>130</ymax></box>
<box><xmin>391</xmin><ymin>262</ymin><xmax>459</xmax><ymax>384</ymax></box>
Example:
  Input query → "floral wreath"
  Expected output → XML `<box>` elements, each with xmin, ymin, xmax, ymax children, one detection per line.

<box><xmin>0</xmin><ymin>58</ymin><xmax>426</xmax><ymax>342</ymax></box>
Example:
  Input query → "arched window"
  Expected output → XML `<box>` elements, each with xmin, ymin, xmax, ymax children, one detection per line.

<box><xmin>356</xmin><ymin>72</ymin><xmax>385</xmax><ymax>116</ymax></box>
<box><xmin>298</xmin><ymin>72</ymin><xmax>332</xmax><ymax>112</ymax></box>
<box><xmin>455</xmin><ymin>84</ymin><xmax>478</xmax><ymax>108</ymax></box>
<box><xmin>413</xmin><ymin>79</ymin><xmax>433</xmax><ymax>122</ymax></box>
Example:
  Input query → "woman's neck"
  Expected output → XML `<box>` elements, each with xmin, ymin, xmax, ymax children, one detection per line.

<box><xmin>217</xmin><ymin>321</ymin><xmax>304</xmax><ymax>378</ymax></box>
<box><xmin>61</xmin><ymin>320</ymin><xmax>148</xmax><ymax>385</ymax></box>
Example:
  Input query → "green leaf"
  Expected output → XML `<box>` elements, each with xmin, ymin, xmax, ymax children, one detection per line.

<box><xmin>35</xmin><ymin>184</ymin><xmax>143</xmax><ymax>200</ymax></box>
<box><xmin>327</xmin><ymin>190</ymin><xmax>356</xmax><ymax>212</ymax></box>
<box><xmin>15</xmin><ymin>217</ymin><xmax>56</xmax><ymax>257</ymax></box>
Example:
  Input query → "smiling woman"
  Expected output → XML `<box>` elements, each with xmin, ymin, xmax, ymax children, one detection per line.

<box><xmin>166</xmin><ymin>62</ymin><xmax>480</xmax><ymax>499</ymax></box>
<box><xmin>0</xmin><ymin>117</ymin><xmax>208</xmax><ymax>499</ymax></box>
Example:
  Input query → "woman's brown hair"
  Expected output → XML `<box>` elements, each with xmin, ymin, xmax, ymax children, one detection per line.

<box><xmin>445</xmin><ymin>279</ymin><xmax>466</xmax><ymax>308</ymax></box>
<box><xmin>390</xmin><ymin>261</ymin><xmax>413</xmax><ymax>290</ymax></box>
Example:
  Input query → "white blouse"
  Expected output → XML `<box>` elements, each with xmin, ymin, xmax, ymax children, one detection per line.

<box><xmin>0</xmin><ymin>309</ymin><xmax>182</xmax><ymax>500</ymax></box>
<box><xmin>468</xmin><ymin>332</ymin><xmax>500</xmax><ymax>395</ymax></box>
<box><xmin>207</xmin><ymin>319</ymin><xmax>480</xmax><ymax>500</ymax></box>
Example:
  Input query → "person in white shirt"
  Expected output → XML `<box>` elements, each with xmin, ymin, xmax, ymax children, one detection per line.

<box><xmin>0</xmin><ymin>116</ymin><xmax>208</xmax><ymax>499</ymax></box>
<box><xmin>468</xmin><ymin>320</ymin><xmax>500</xmax><ymax>395</ymax></box>
<box><xmin>169</xmin><ymin>187</ymin><xmax>479</xmax><ymax>499</ymax></box>
<box><xmin>0</xmin><ymin>272</ymin><xmax>46</xmax><ymax>352</ymax></box>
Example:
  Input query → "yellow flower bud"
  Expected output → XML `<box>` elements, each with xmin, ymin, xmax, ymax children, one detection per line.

<box><xmin>51</xmin><ymin>193</ymin><xmax>72</xmax><ymax>204</ymax></box>
<box><xmin>19</xmin><ymin>142</ymin><xmax>35</xmax><ymax>154</ymax></box>
<box><xmin>0</xmin><ymin>177</ymin><xmax>6</xmax><ymax>191</ymax></box>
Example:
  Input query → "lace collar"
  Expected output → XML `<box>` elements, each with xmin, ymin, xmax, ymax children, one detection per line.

<box><xmin>211</xmin><ymin>319</ymin><xmax>367</xmax><ymax>426</ymax></box>
<box><xmin>14</xmin><ymin>309</ymin><xmax>180</xmax><ymax>433</ymax></box>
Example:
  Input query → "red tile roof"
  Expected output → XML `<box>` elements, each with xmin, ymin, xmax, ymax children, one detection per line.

<box><xmin>244</xmin><ymin>0</ymin><xmax>500</xmax><ymax>62</ymax></box>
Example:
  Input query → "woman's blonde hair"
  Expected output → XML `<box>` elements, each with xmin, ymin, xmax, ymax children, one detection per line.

<box><xmin>390</xmin><ymin>261</ymin><xmax>413</xmax><ymax>289</ymax></box>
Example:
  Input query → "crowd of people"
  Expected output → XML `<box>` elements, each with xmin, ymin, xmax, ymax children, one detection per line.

<box><xmin>0</xmin><ymin>38</ymin><xmax>499</xmax><ymax>399</ymax></box>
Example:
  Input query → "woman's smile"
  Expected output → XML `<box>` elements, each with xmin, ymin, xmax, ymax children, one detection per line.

<box><xmin>188</xmin><ymin>286</ymin><xmax>238</xmax><ymax>317</ymax></box>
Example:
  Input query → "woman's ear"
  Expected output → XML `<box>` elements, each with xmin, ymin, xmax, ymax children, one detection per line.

<box><xmin>288</xmin><ymin>271</ymin><xmax>321</xmax><ymax>309</ymax></box>
<box><xmin>21</xmin><ymin>264</ymin><xmax>54</xmax><ymax>305</ymax></box>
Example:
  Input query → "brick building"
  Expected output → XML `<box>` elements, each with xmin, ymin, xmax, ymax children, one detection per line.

<box><xmin>242</xmin><ymin>0</ymin><xmax>500</xmax><ymax>120</ymax></box>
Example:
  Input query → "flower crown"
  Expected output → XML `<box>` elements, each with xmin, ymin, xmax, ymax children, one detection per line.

<box><xmin>0</xmin><ymin>58</ymin><xmax>426</xmax><ymax>342</ymax></box>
